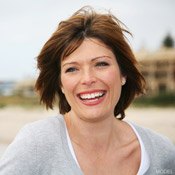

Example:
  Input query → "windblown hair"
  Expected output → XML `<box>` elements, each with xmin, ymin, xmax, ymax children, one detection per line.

<box><xmin>35</xmin><ymin>6</ymin><xmax>145</xmax><ymax>119</ymax></box>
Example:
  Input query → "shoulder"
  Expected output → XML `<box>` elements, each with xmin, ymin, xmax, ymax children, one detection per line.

<box><xmin>12</xmin><ymin>115</ymin><xmax>65</xmax><ymax>144</ymax></box>
<box><xmin>25</xmin><ymin>115</ymin><xmax>65</xmax><ymax>137</ymax></box>
<box><xmin>0</xmin><ymin>115</ymin><xmax>66</xmax><ymax>174</ymax></box>
<box><xmin>131</xmin><ymin>123</ymin><xmax>175</xmax><ymax>172</ymax></box>
<box><xmin>16</xmin><ymin>115</ymin><xmax>66</xmax><ymax>153</ymax></box>
<box><xmin>132</xmin><ymin>123</ymin><xmax>174</xmax><ymax>150</ymax></box>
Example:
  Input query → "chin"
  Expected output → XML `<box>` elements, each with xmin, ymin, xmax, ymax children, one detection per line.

<box><xmin>78</xmin><ymin>110</ymin><xmax>110</xmax><ymax>123</ymax></box>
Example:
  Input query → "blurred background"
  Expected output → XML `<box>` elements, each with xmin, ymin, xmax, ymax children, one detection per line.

<box><xmin>0</xmin><ymin>0</ymin><xmax>175</xmax><ymax>157</ymax></box>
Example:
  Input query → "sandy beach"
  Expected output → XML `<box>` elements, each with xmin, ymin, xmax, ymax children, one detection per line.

<box><xmin>0</xmin><ymin>106</ymin><xmax>175</xmax><ymax>157</ymax></box>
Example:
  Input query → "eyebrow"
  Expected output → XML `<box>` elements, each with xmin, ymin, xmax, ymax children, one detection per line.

<box><xmin>62</xmin><ymin>55</ymin><xmax>111</xmax><ymax>67</ymax></box>
<box><xmin>91</xmin><ymin>55</ymin><xmax>111</xmax><ymax>61</ymax></box>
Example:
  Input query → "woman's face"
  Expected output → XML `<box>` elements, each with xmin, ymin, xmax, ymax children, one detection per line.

<box><xmin>61</xmin><ymin>38</ymin><xmax>125</xmax><ymax>122</ymax></box>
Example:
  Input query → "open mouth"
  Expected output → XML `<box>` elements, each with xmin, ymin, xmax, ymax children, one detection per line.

<box><xmin>77</xmin><ymin>90</ymin><xmax>106</xmax><ymax>105</ymax></box>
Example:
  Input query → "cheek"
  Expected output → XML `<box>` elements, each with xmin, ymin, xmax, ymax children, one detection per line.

<box><xmin>61</xmin><ymin>75</ymin><xmax>78</xmax><ymax>94</ymax></box>
<box><xmin>100</xmin><ymin>68</ymin><xmax>122</xmax><ymax>87</ymax></box>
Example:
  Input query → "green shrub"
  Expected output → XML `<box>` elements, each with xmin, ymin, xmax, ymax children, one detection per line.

<box><xmin>0</xmin><ymin>95</ymin><xmax>41</xmax><ymax>108</ymax></box>
<box><xmin>133</xmin><ymin>93</ymin><xmax>175</xmax><ymax>107</ymax></box>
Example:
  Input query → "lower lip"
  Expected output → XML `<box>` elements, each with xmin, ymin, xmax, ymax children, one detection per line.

<box><xmin>78</xmin><ymin>94</ymin><xmax>106</xmax><ymax>106</ymax></box>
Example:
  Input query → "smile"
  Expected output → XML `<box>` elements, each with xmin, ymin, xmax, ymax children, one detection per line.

<box><xmin>77</xmin><ymin>90</ymin><xmax>106</xmax><ymax>106</ymax></box>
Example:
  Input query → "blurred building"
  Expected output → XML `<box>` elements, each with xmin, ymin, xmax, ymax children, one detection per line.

<box><xmin>0</xmin><ymin>79</ymin><xmax>36</xmax><ymax>97</ymax></box>
<box><xmin>136</xmin><ymin>47</ymin><xmax>175</xmax><ymax>95</ymax></box>
<box><xmin>14</xmin><ymin>79</ymin><xmax>36</xmax><ymax>97</ymax></box>
<box><xmin>0</xmin><ymin>81</ymin><xmax>16</xmax><ymax>96</ymax></box>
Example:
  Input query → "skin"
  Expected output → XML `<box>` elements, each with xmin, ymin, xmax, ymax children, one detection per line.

<box><xmin>61</xmin><ymin>38</ymin><xmax>140</xmax><ymax>175</ymax></box>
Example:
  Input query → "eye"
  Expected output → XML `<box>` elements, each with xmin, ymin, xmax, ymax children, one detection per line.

<box><xmin>95</xmin><ymin>61</ymin><xmax>109</xmax><ymax>67</ymax></box>
<box><xmin>65</xmin><ymin>67</ymin><xmax>78</xmax><ymax>73</ymax></box>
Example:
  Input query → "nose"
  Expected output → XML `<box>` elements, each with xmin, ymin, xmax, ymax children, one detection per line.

<box><xmin>81</xmin><ymin>68</ymin><xmax>97</xmax><ymax>86</ymax></box>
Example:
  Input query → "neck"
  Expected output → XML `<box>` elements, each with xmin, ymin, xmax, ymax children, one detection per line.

<box><xmin>64</xmin><ymin>111</ymin><xmax>122</xmax><ymax>151</ymax></box>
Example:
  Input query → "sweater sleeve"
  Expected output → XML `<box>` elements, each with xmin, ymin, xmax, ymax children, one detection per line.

<box><xmin>0</xmin><ymin>125</ymin><xmax>38</xmax><ymax>175</ymax></box>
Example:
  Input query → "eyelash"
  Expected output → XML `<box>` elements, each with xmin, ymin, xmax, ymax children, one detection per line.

<box><xmin>65</xmin><ymin>67</ymin><xmax>77</xmax><ymax>73</ymax></box>
<box><xmin>95</xmin><ymin>61</ymin><xmax>109</xmax><ymax>67</ymax></box>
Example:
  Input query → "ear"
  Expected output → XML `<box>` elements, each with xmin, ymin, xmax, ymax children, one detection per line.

<box><xmin>121</xmin><ymin>76</ymin><xmax>126</xmax><ymax>86</ymax></box>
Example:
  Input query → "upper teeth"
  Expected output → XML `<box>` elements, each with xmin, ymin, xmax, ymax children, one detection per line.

<box><xmin>80</xmin><ymin>92</ymin><xmax>104</xmax><ymax>100</ymax></box>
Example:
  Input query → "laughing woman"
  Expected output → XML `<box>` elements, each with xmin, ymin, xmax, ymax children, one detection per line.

<box><xmin>0</xmin><ymin>6</ymin><xmax>174</xmax><ymax>175</ymax></box>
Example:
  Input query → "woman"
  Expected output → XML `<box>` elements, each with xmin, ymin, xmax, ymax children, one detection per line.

<box><xmin>0</xmin><ymin>6</ymin><xmax>174</xmax><ymax>175</ymax></box>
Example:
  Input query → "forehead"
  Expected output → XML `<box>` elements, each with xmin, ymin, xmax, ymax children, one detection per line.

<box><xmin>61</xmin><ymin>38</ymin><xmax>115</xmax><ymax>63</ymax></box>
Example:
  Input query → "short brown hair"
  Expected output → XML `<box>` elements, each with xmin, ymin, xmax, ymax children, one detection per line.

<box><xmin>35</xmin><ymin>6</ymin><xmax>145</xmax><ymax>119</ymax></box>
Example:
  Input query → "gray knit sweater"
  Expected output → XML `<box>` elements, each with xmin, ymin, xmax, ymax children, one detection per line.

<box><xmin>0</xmin><ymin>115</ymin><xmax>175</xmax><ymax>175</ymax></box>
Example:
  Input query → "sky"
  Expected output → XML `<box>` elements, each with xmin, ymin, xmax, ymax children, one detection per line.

<box><xmin>0</xmin><ymin>0</ymin><xmax>175</xmax><ymax>81</ymax></box>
